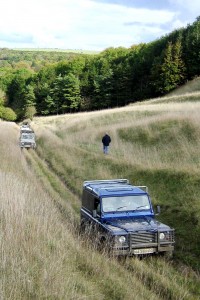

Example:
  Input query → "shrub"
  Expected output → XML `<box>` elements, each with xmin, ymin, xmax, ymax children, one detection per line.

<box><xmin>0</xmin><ymin>106</ymin><xmax>17</xmax><ymax>121</ymax></box>
<box><xmin>24</xmin><ymin>105</ymin><xmax>37</xmax><ymax>120</ymax></box>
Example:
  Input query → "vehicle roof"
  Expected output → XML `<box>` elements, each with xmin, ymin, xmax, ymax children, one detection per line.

<box><xmin>20</xmin><ymin>124</ymin><xmax>30</xmax><ymax>128</ymax></box>
<box><xmin>84</xmin><ymin>180</ymin><xmax>147</xmax><ymax>197</ymax></box>
<box><xmin>21</xmin><ymin>129</ymin><xmax>34</xmax><ymax>133</ymax></box>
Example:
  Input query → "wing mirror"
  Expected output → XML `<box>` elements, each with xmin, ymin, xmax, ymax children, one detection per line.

<box><xmin>92</xmin><ymin>210</ymin><xmax>97</xmax><ymax>218</ymax></box>
<box><xmin>155</xmin><ymin>205</ymin><xmax>161</xmax><ymax>215</ymax></box>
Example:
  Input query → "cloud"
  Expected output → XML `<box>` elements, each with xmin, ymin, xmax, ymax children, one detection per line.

<box><xmin>169</xmin><ymin>0</ymin><xmax>200</xmax><ymax>21</ymax></box>
<box><xmin>0</xmin><ymin>32</ymin><xmax>33</xmax><ymax>44</ymax></box>
<box><xmin>0</xmin><ymin>0</ymin><xmax>198</xmax><ymax>50</ymax></box>
<box><xmin>170</xmin><ymin>0</ymin><xmax>200</xmax><ymax>11</ymax></box>
<box><xmin>92</xmin><ymin>0</ymin><xmax>172</xmax><ymax>10</ymax></box>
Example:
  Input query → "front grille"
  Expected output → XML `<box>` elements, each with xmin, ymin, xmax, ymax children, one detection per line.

<box><xmin>130</xmin><ymin>232</ymin><xmax>157</xmax><ymax>247</ymax></box>
<box><xmin>163</xmin><ymin>230</ymin><xmax>175</xmax><ymax>243</ymax></box>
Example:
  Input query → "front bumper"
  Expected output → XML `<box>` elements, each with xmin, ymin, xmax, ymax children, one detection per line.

<box><xmin>112</xmin><ymin>244</ymin><xmax>174</xmax><ymax>256</ymax></box>
<box><xmin>20</xmin><ymin>143</ymin><xmax>36</xmax><ymax>148</ymax></box>
<box><xmin>112</xmin><ymin>230</ymin><xmax>175</xmax><ymax>256</ymax></box>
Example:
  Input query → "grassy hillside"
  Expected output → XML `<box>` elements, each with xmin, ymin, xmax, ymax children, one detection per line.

<box><xmin>140</xmin><ymin>77</ymin><xmax>200</xmax><ymax>105</ymax></box>
<box><xmin>167</xmin><ymin>77</ymin><xmax>200</xmax><ymax>96</ymax></box>
<box><xmin>32</xmin><ymin>102</ymin><xmax>200</xmax><ymax>268</ymax></box>
<box><xmin>1</xmin><ymin>95</ymin><xmax>200</xmax><ymax>298</ymax></box>
<box><xmin>1</xmin><ymin>123</ymin><xmax>160</xmax><ymax>299</ymax></box>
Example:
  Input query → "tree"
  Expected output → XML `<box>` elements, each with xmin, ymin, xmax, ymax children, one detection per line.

<box><xmin>62</xmin><ymin>73</ymin><xmax>81</xmax><ymax>112</ymax></box>
<box><xmin>35</xmin><ymin>82</ymin><xmax>54</xmax><ymax>115</ymax></box>
<box><xmin>24</xmin><ymin>84</ymin><xmax>36</xmax><ymax>106</ymax></box>
<box><xmin>173</xmin><ymin>39</ymin><xmax>186</xmax><ymax>84</ymax></box>
<box><xmin>41</xmin><ymin>94</ymin><xmax>55</xmax><ymax>115</ymax></box>
<box><xmin>7</xmin><ymin>69</ymin><xmax>33</xmax><ymax>119</ymax></box>
<box><xmin>182</xmin><ymin>18</ymin><xmax>200</xmax><ymax>78</ymax></box>
<box><xmin>22</xmin><ymin>84</ymin><xmax>37</xmax><ymax>119</ymax></box>
<box><xmin>50</xmin><ymin>73</ymin><xmax>81</xmax><ymax>113</ymax></box>
<box><xmin>50</xmin><ymin>74</ymin><xmax>64</xmax><ymax>114</ymax></box>
<box><xmin>151</xmin><ymin>40</ymin><xmax>185</xmax><ymax>94</ymax></box>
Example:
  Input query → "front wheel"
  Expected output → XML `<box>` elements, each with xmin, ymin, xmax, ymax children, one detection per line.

<box><xmin>162</xmin><ymin>251</ymin><xmax>173</xmax><ymax>260</ymax></box>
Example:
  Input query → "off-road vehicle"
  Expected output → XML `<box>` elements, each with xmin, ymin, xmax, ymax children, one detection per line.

<box><xmin>80</xmin><ymin>179</ymin><xmax>175</xmax><ymax>256</ymax></box>
<box><xmin>19</xmin><ymin>129</ymin><xmax>36</xmax><ymax>149</ymax></box>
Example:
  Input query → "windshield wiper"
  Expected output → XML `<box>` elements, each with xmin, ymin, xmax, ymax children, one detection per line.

<box><xmin>133</xmin><ymin>205</ymin><xmax>148</xmax><ymax>211</ymax></box>
<box><xmin>115</xmin><ymin>205</ymin><xmax>149</xmax><ymax>212</ymax></box>
<box><xmin>116</xmin><ymin>206</ymin><xmax>127</xmax><ymax>211</ymax></box>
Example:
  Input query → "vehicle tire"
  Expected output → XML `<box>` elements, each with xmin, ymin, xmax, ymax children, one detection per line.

<box><xmin>163</xmin><ymin>251</ymin><xmax>173</xmax><ymax>260</ymax></box>
<box><xmin>80</xmin><ymin>220</ymin><xmax>92</xmax><ymax>235</ymax></box>
<box><xmin>97</xmin><ymin>236</ymin><xmax>107</xmax><ymax>252</ymax></box>
<box><xmin>80</xmin><ymin>220</ymin><xmax>87</xmax><ymax>233</ymax></box>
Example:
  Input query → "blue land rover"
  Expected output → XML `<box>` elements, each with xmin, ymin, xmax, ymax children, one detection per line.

<box><xmin>80</xmin><ymin>179</ymin><xmax>175</xmax><ymax>256</ymax></box>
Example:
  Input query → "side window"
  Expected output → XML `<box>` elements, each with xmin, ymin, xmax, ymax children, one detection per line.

<box><xmin>94</xmin><ymin>198</ymin><xmax>100</xmax><ymax>215</ymax></box>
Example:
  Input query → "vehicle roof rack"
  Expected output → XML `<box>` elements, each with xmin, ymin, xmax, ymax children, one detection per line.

<box><xmin>84</xmin><ymin>179</ymin><xmax>129</xmax><ymax>186</ymax></box>
<box><xmin>136</xmin><ymin>186</ymin><xmax>148</xmax><ymax>193</ymax></box>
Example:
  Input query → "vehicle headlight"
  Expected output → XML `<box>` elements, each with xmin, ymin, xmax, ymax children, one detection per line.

<box><xmin>159</xmin><ymin>232</ymin><xmax>165</xmax><ymax>240</ymax></box>
<box><xmin>118</xmin><ymin>236</ymin><xmax>126</xmax><ymax>243</ymax></box>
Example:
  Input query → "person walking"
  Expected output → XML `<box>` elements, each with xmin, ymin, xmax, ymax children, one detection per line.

<box><xmin>102</xmin><ymin>133</ymin><xmax>111</xmax><ymax>154</ymax></box>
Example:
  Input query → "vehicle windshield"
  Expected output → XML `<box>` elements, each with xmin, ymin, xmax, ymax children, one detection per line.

<box><xmin>102</xmin><ymin>195</ymin><xmax>150</xmax><ymax>212</ymax></box>
<box><xmin>21</xmin><ymin>133</ymin><xmax>34</xmax><ymax>139</ymax></box>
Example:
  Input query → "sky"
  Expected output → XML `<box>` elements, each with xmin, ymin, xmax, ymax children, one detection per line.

<box><xmin>1</xmin><ymin>0</ymin><xmax>200</xmax><ymax>51</ymax></box>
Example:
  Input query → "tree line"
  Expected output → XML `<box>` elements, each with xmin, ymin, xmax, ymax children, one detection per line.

<box><xmin>0</xmin><ymin>17</ymin><xmax>200</xmax><ymax>121</ymax></box>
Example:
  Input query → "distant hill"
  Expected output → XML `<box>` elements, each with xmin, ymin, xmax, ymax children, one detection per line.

<box><xmin>11</xmin><ymin>48</ymin><xmax>100</xmax><ymax>55</ymax></box>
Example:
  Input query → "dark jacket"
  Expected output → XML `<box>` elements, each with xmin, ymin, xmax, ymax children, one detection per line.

<box><xmin>102</xmin><ymin>134</ymin><xmax>111</xmax><ymax>146</ymax></box>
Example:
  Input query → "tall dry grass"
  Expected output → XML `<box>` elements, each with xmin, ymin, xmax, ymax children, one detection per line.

<box><xmin>167</xmin><ymin>77</ymin><xmax>200</xmax><ymax>96</ymax></box>
<box><xmin>34</xmin><ymin>101</ymin><xmax>200</xmax><ymax>173</ymax></box>
<box><xmin>2</xmin><ymin>96</ymin><xmax>200</xmax><ymax>299</ymax></box>
<box><xmin>0</xmin><ymin>123</ymin><xmax>83</xmax><ymax>298</ymax></box>
<box><xmin>0</xmin><ymin>123</ymin><xmax>166</xmax><ymax>299</ymax></box>
<box><xmin>30</xmin><ymin>99</ymin><xmax>200</xmax><ymax>297</ymax></box>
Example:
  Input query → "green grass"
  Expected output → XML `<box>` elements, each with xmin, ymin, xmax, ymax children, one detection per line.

<box><xmin>118</xmin><ymin>119</ymin><xmax>198</xmax><ymax>146</ymax></box>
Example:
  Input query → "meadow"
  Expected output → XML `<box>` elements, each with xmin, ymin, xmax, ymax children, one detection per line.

<box><xmin>33</xmin><ymin>99</ymin><xmax>200</xmax><ymax>266</ymax></box>
<box><xmin>1</xmin><ymin>90</ymin><xmax>200</xmax><ymax>299</ymax></box>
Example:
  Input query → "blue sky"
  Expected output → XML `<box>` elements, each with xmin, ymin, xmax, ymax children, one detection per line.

<box><xmin>1</xmin><ymin>0</ymin><xmax>199</xmax><ymax>51</ymax></box>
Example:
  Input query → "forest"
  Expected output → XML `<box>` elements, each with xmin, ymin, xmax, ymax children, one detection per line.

<box><xmin>0</xmin><ymin>17</ymin><xmax>200</xmax><ymax>121</ymax></box>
